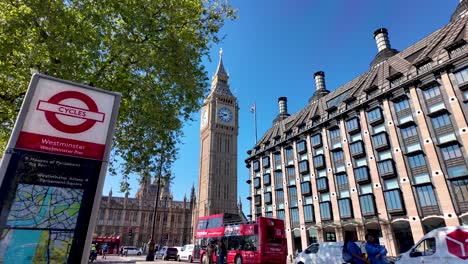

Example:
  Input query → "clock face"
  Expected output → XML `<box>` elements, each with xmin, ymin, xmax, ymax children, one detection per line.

<box><xmin>217</xmin><ymin>107</ymin><xmax>233</xmax><ymax>123</ymax></box>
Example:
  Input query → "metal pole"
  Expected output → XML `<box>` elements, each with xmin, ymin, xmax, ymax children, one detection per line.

<box><xmin>146</xmin><ymin>172</ymin><xmax>162</xmax><ymax>261</ymax></box>
<box><xmin>158</xmin><ymin>197</ymin><xmax>168</xmax><ymax>247</ymax></box>
<box><xmin>253</xmin><ymin>103</ymin><xmax>258</xmax><ymax>144</ymax></box>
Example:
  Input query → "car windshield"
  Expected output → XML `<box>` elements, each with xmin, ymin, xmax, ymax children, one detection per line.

<box><xmin>167</xmin><ymin>248</ymin><xmax>177</xmax><ymax>253</ymax></box>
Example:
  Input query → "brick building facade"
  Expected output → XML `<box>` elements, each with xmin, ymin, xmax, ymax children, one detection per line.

<box><xmin>245</xmin><ymin>1</ymin><xmax>468</xmax><ymax>257</ymax></box>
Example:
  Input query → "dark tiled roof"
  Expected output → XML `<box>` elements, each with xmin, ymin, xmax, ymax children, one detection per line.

<box><xmin>249</xmin><ymin>14</ymin><xmax>468</xmax><ymax>156</ymax></box>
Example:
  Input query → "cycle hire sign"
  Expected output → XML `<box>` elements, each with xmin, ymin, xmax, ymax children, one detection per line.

<box><xmin>0</xmin><ymin>74</ymin><xmax>121</xmax><ymax>264</ymax></box>
<box><xmin>14</xmin><ymin>76</ymin><xmax>116</xmax><ymax>160</ymax></box>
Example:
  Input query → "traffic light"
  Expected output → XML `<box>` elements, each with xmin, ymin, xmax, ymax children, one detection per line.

<box><xmin>128</xmin><ymin>227</ymin><xmax>133</xmax><ymax>237</ymax></box>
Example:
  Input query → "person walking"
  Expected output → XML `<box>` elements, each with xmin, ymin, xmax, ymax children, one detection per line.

<box><xmin>102</xmin><ymin>243</ymin><xmax>108</xmax><ymax>259</ymax></box>
<box><xmin>365</xmin><ymin>234</ymin><xmax>387</xmax><ymax>264</ymax></box>
<box><xmin>217</xmin><ymin>240</ymin><xmax>227</xmax><ymax>264</ymax></box>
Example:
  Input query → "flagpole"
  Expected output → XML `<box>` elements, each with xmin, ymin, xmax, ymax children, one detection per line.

<box><xmin>254</xmin><ymin>102</ymin><xmax>258</xmax><ymax>144</ymax></box>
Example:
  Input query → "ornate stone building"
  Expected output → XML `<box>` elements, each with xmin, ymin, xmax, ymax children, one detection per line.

<box><xmin>246</xmin><ymin>1</ymin><xmax>468</xmax><ymax>257</ymax></box>
<box><xmin>193</xmin><ymin>50</ymin><xmax>241</xmax><ymax>225</ymax></box>
<box><xmin>93</xmin><ymin>179</ymin><xmax>195</xmax><ymax>248</ymax></box>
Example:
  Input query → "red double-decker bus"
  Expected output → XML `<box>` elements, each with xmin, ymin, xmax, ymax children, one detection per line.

<box><xmin>195</xmin><ymin>214</ymin><xmax>287</xmax><ymax>264</ymax></box>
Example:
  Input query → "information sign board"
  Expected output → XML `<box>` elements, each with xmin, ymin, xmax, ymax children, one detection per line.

<box><xmin>0</xmin><ymin>74</ymin><xmax>121</xmax><ymax>264</ymax></box>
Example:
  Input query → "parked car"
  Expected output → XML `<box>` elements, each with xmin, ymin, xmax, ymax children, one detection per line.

<box><xmin>178</xmin><ymin>244</ymin><xmax>195</xmax><ymax>262</ymax></box>
<box><xmin>156</xmin><ymin>246</ymin><xmax>178</xmax><ymax>260</ymax></box>
<box><xmin>122</xmin><ymin>246</ymin><xmax>142</xmax><ymax>256</ymax></box>
<box><xmin>295</xmin><ymin>242</ymin><xmax>348</xmax><ymax>264</ymax></box>
<box><xmin>396</xmin><ymin>226</ymin><xmax>468</xmax><ymax>264</ymax></box>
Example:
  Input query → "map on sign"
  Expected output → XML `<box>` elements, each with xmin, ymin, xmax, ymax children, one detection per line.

<box><xmin>8</xmin><ymin>184</ymin><xmax>82</xmax><ymax>229</ymax></box>
<box><xmin>0</xmin><ymin>184</ymin><xmax>83</xmax><ymax>263</ymax></box>
<box><xmin>0</xmin><ymin>150</ymin><xmax>102</xmax><ymax>263</ymax></box>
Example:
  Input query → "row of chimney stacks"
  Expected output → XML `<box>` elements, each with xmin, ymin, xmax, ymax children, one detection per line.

<box><xmin>275</xmin><ymin>28</ymin><xmax>391</xmax><ymax>118</ymax></box>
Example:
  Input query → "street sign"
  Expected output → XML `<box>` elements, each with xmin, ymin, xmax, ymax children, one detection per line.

<box><xmin>14</xmin><ymin>76</ymin><xmax>116</xmax><ymax>160</ymax></box>
<box><xmin>0</xmin><ymin>74</ymin><xmax>121</xmax><ymax>264</ymax></box>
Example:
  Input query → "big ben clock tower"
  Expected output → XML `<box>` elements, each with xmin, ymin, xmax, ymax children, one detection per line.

<box><xmin>195</xmin><ymin>49</ymin><xmax>239</xmax><ymax>223</ymax></box>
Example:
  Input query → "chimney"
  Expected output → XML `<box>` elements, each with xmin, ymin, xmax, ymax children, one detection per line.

<box><xmin>278</xmin><ymin>97</ymin><xmax>288</xmax><ymax>115</ymax></box>
<box><xmin>374</xmin><ymin>28</ymin><xmax>391</xmax><ymax>52</ymax></box>
<box><xmin>314</xmin><ymin>71</ymin><xmax>326</xmax><ymax>91</ymax></box>
<box><xmin>273</xmin><ymin>97</ymin><xmax>291</xmax><ymax>124</ymax></box>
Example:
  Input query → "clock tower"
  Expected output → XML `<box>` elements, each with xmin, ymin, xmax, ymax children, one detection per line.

<box><xmin>195</xmin><ymin>49</ymin><xmax>239</xmax><ymax>222</ymax></box>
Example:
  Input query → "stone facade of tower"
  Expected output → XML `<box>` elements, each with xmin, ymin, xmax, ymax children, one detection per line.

<box><xmin>194</xmin><ymin>52</ymin><xmax>239</xmax><ymax>226</ymax></box>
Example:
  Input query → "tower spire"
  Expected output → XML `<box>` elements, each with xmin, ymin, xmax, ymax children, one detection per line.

<box><xmin>210</xmin><ymin>48</ymin><xmax>233</xmax><ymax>96</ymax></box>
<box><xmin>215</xmin><ymin>48</ymin><xmax>228</xmax><ymax>78</ymax></box>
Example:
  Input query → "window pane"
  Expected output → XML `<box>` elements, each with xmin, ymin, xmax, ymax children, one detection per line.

<box><xmin>290</xmin><ymin>208</ymin><xmax>300</xmax><ymax>226</ymax></box>
<box><xmin>408</xmin><ymin>154</ymin><xmax>426</xmax><ymax>168</ymax></box>
<box><xmin>384</xmin><ymin>178</ymin><xmax>399</xmax><ymax>190</ymax></box>
<box><xmin>378</xmin><ymin>150</ymin><xmax>392</xmax><ymax>161</ymax></box>
<box><xmin>423</xmin><ymin>86</ymin><xmax>441</xmax><ymax>100</ymax></box>
<box><xmin>355</xmin><ymin>158</ymin><xmax>367</xmax><ymax>167</ymax></box>
<box><xmin>333</xmin><ymin>151</ymin><xmax>344</xmax><ymax>161</ymax></box>
<box><xmin>441</xmin><ymin>144</ymin><xmax>463</xmax><ymax>160</ymax></box>
<box><xmin>413</xmin><ymin>173</ymin><xmax>431</xmax><ymax>184</ymax></box>
<box><xmin>303</xmin><ymin>205</ymin><xmax>314</xmax><ymax>222</ymax></box>
<box><xmin>367</xmin><ymin>108</ymin><xmax>383</xmax><ymax>123</ymax></box>
<box><xmin>350</xmin><ymin>133</ymin><xmax>363</xmax><ymax>142</ymax></box>
<box><xmin>401</xmin><ymin>125</ymin><xmax>417</xmax><ymax>139</ymax></box>
<box><xmin>329</xmin><ymin>128</ymin><xmax>340</xmax><ymax>139</ymax></box>
<box><xmin>431</xmin><ymin>114</ymin><xmax>451</xmax><ymax>129</ymax></box>
<box><xmin>311</xmin><ymin>134</ymin><xmax>322</xmax><ymax>146</ymax></box>
<box><xmin>384</xmin><ymin>189</ymin><xmax>403</xmax><ymax>211</ymax></box>
<box><xmin>373</xmin><ymin>124</ymin><xmax>386</xmax><ymax>134</ymax></box>
<box><xmin>416</xmin><ymin>185</ymin><xmax>438</xmax><ymax>207</ymax></box>
<box><xmin>360</xmin><ymin>184</ymin><xmax>372</xmax><ymax>194</ymax></box>
<box><xmin>447</xmin><ymin>165</ymin><xmax>468</xmax><ymax>178</ymax></box>
<box><xmin>338</xmin><ymin>199</ymin><xmax>352</xmax><ymax>218</ymax></box>
<box><xmin>394</xmin><ymin>99</ymin><xmax>410</xmax><ymax>112</ymax></box>
<box><xmin>320</xmin><ymin>193</ymin><xmax>330</xmax><ymax>202</ymax></box>
<box><xmin>455</xmin><ymin>68</ymin><xmax>468</xmax><ymax>84</ymax></box>
<box><xmin>452</xmin><ymin>179</ymin><xmax>468</xmax><ymax>202</ymax></box>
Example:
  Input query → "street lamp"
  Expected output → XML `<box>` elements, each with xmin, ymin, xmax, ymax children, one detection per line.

<box><xmin>158</xmin><ymin>196</ymin><xmax>169</xmax><ymax>247</ymax></box>
<box><xmin>145</xmin><ymin>173</ymin><xmax>163</xmax><ymax>261</ymax></box>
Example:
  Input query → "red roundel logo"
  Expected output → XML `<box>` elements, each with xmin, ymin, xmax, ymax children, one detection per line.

<box><xmin>446</xmin><ymin>229</ymin><xmax>468</xmax><ymax>260</ymax></box>
<box><xmin>37</xmin><ymin>91</ymin><xmax>105</xmax><ymax>134</ymax></box>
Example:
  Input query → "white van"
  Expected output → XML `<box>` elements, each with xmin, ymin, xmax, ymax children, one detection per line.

<box><xmin>178</xmin><ymin>244</ymin><xmax>195</xmax><ymax>262</ymax></box>
<box><xmin>295</xmin><ymin>242</ymin><xmax>348</xmax><ymax>264</ymax></box>
<box><xmin>396</xmin><ymin>226</ymin><xmax>468</xmax><ymax>263</ymax></box>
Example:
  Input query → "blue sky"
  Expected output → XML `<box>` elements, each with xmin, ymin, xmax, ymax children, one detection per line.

<box><xmin>102</xmin><ymin>1</ymin><xmax>459</xmax><ymax>212</ymax></box>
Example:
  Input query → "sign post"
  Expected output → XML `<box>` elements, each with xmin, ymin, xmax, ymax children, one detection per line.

<box><xmin>0</xmin><ymin>74</ymin><xmax>121</xmax><ymax>263</ymax></box>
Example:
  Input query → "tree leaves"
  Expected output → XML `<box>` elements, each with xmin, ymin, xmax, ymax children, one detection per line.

<box><xmin>0</xmin><ymin>0</ymin><xmax>237</xmax><ymax>191</ymax></box>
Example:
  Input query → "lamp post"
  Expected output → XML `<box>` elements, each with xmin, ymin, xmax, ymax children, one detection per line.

<box><xmin>158</xmin><ymin>196</ymin><xmax>169</xmax><ymax>247</ymax></box>
<box><xmin>145</xmin><ymin>173</ymin><xmax>163</xmax><ymax>261</ymax></box>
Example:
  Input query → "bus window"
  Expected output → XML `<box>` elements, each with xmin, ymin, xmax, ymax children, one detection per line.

<box><xmin>227</xmin><ymin>236</ymin><xmax>241</xmax><ymax>250</ymax></box>
<box><xmin>198</xmin><ymin>220</ymin><xmax>208</xmax><ymax>230</ymax></box>
<box><xmin>242</xmin><ymin>235</ymin><xmax>258</xmax><ymax>251</ymax></box>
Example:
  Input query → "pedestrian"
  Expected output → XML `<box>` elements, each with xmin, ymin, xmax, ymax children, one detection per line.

<box><xmin>365</xmin><ymin>234</ymin><xmax>387</xmax><ymax>264</ymax></box>
<box><xmin>205</xmin><ymin>241</ymin><xmax>214</xmax><ymax>264</ymax></box>
<box><xmin>217</xmin><ymin>240</ymin><xmax>227</xmax><ymax>264</ymax></box>
<box><xmin>103</xmin><ymin>243</ymin><xmax>108</xmax><ymax>259</ymax></box>
<box><xmin>344</xmin><ymin>233</ymin><xmax>369</xmax><ymax>264</ymax></box>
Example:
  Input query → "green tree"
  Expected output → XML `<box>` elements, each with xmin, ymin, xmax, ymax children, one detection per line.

<box><xmin>0</xmin><ymin>0</ymin><xmax>236</xmax><ymax>190</ymax></box>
